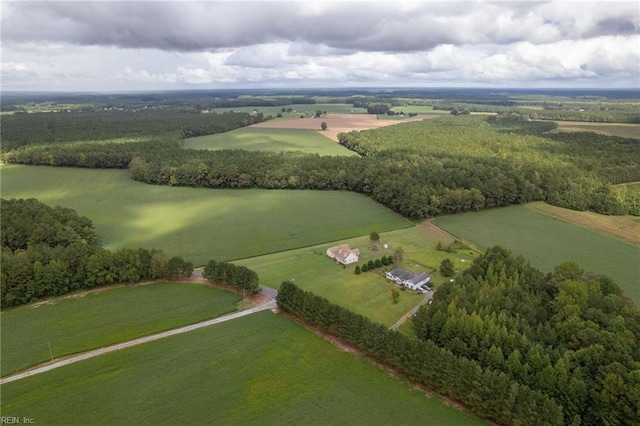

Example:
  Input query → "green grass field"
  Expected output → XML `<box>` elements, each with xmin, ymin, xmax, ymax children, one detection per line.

<box><xmin>433</xmin><ymin>205</ymin><xmax>640</xmax><ymax>304</ymax></box>
<box><xmin>0</xmin><ymin>283</ymin><xmax>241</xmax><ymax>376</ymax></box>
<box><xmin>0</xmin><ymin>311</ymin><xmax>485</xmax><ymax>425</ymax></box>
<box><xmin>1</xmin><ymin>165</ymin><xmax>410</xmax><ymax>265</ymax></box>
<box><xmin>237</xmin><ymin>225</ymin><xmax>477</xmax><ymax>326</ymax></box>
<box><xmin>183</xmin><ymin>127</ymin><xmax>356</xmax><ymax>156</ymax></box>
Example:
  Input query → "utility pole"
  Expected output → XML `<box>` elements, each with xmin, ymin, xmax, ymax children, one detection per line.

<box><xmin>48</xmin><ymin>342</ymin><xmax>54</xmax><ymax>361</ymax></box>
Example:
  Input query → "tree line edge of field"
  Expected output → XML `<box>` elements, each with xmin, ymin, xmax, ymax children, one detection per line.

<box><xmin>277</xmin><ymin>246</ymin><xmax>639</xmax><ymax>426</ymax></box>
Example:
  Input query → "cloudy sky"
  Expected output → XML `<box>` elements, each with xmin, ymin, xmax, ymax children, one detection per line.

<box><xmin>1</xmin><ymin>0</ymin><xmax>638</xmax><ymax>91</ymax></box>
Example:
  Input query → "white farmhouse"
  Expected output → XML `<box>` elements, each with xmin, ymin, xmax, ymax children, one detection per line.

<box><xmin>326</xmin><ymin>244</ymin><xmax>360</xmax><ymax>265</ymax></box>
<box><xmin>386</xmin><ymin>268</ymin><xmax>431</xmax><ymax>293</ymax></box>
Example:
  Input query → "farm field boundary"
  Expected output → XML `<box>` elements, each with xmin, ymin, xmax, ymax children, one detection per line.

<box><xmin>549</xmin><ymin>120</ymin><xmax>640</xmax><ymax>139</ymax></box>
<box><xmin>0</xmin><ymin>282</ymin><xmax>241</xmax><ymax>376</ymax></box>
<box><xmin>183</xmin><ymin>127</ymin><xmax>356</xmax><ymax>156</ymax></box>
<box><xmin>0</xmin><ymin>165</ymin><xmax>410</xmax><ymax>265</ymax></box>
<box><xmin>0</xmin><ymin>311</ymin><xmax>485</xmax><ymax>425</ymax></box>
<box><xmin>1</xmin><ymin>301</ymin><xmax>275</xmax><ymax>385</ymax></box>
<box><xmin>251</xmin><ymin>113</ymin><xmax>438</xmax><ymax>141</ymax></box>
<box><xmin>528</xmin><ymin>201</ymin><xmax>640</xmax><ymax>245</ymax></box>
<box><xmin>433</xmin><ymin>205</ymin><xmax>640</xmax><ymax>304</ymax></box>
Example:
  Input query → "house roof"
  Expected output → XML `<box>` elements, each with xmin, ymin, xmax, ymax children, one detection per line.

<box><xmin>407</xmin><ymin>272</ymin><xmax>430</xmax><ymax>285</ymax></box>
<box><xmin>388</xmin><ymin>268</ymin><xmax>430</xmax><ymax>284</ymax></box>
<box><xmin>327</xmin><ymin>244</ymin><xmax>359</xmax><ymax>263</ymax></box>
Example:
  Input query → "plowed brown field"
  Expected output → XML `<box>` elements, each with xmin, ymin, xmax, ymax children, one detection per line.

<box><xmin>251</xmin><ymin>114</ymin><xmax>437</xmax><ymax>141</ymax></box>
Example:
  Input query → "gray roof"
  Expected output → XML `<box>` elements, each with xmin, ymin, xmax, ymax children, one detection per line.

<box><xmin>388</xmin><ymin>268</ymin><xmax>430</xmax><ymax>283</ymax></box>
<box><xmin>407</xmin><ymin>272</ymin><xmax>430</xmax><ymax>285</ymax></box>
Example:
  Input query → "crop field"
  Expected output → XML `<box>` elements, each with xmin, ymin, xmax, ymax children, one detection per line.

<box><xmin>1</xmin><ymin>165</ymin><xmax>410</xmax><ymax>265</ymax></box>
<box><xmin>529</xmin><ymin>201</ymin><xmax>640</xmax><ymax>245</ymax></box>
<box><xmin>237</xmin><ymin>224</ymin><xmax>477</xmax><ymax>326</ymax></box>
<box><xmin>252</xmin><ymin>113</ymin><xmax>437</xmax><ymax>142</ymax></box>
<box><xmin>550</xmin><ymin>121</ymin><xmax>640</xmax><ymax>139</ymax></box>
<box><xmin>433</xmin><ymin>205</ymin><xmax>640</xmax><ymax>304</ymax></box>
<box><xmin>183</xmin><ymin>127</ymin><xmax>357</xmax><ymax>156</ymax></box>
<box><xmin>0</xmin><ymin>311</ymin><xmax>485</xmax><ymax>425</ymax></box>
<box><xmin>0</xmin><ymin>283</ymin><xmax>240</xmax><ymax>376</ymax></box>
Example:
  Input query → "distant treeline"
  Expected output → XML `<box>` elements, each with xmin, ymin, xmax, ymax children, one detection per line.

<box><xmin>1</xmin><ymin>198</ymin><xmax>193</xmax><ymax>308</ymax></box>
<box><xmin>432</xmin><ymin>102</ymin><xmax>640</xmax><ymax>123</ymax></box>
<box><xmin>0</xmin><ymin>110</ymin><xmax>260</xmax><ymax>152</ymax></box>
<box><xmin>3</xmin><ymin>114</ymin><xmax>638</xmax><ymax>218</ymax></box>
<box><xmin>277</xmin><ymin>246</ymin><xmax>639</xmax><ymax>425</ymax></box>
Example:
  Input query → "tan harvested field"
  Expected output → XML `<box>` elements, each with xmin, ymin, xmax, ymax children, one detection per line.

<box><xmin>528</xmin><ymin>201</ymin><xmax>640</xmax><ymax>245</ymax></box>
<box><xmin>251</xmin><ymin>113</ymin><xmax>438</xmax><ymax>141</ymax></box>
<box><xmin>550</xmin><ymin>121</ymin><xmax>640</xmax><ymax>139</ymax></box>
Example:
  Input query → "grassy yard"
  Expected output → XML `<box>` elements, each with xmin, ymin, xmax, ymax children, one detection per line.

<box><xmin>0</xmin><ymin>165</ymin><xmax>410</xmax><ymax>265</ymax></box>
<box><xmin>237</xmin><ymin>224</ymin><xmax>478</xmax><ymax>326</ymax></box>
<box><xmin>183</xmin><ymin>127</ymin><xmax>356</xmax><ymax>156</ymax></box>
<box><xmin>0</xmin><ymin>311</ymin><xmax>485</xmax><ymax>425</ymax></box>
<box><xmin>433</xmin><ymin>205</ymin><xmax>640</xmax><ymax>304</ymax></box>
<box><xmin>0</xmin><ymin>283</ymin><xmax>241</xmax><ymax>376</ymax></box>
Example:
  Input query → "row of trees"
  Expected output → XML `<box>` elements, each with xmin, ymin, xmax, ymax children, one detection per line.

<box><xmin>354</xmin><ymin>255</ymin><xmax>394</xmax><ymax>274</ymax></box>
<box><xmin>276</xmin><ymin>280</ymin><xmax>564</xmax><ymax>425</ymax></box>
<box><xmin>203</xmin><ymin>260</ymin><xmax>261</xmax><ymax>295</ymax></box>
<box><xmin>1</xmin><ymin>198</ymin><xmax>193</xmax><ymax>309</ymax></box>
<box><xmin>413</xmin><ymin>246</ymin><xmax>639</xmax><ymax>425</ymax></box>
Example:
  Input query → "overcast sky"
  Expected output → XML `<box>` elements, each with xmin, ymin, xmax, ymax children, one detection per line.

<box><xmin>1</xmin><ymin>1</ymin><xmax>639</xmax><ymax>92</ymax></box>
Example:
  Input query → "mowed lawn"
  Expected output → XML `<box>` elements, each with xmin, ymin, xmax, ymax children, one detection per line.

<box><xmin>433</xmin><ymin>205</ymin><xmax>640</xmax><ymax>304</ymax></box>
<box><xmin>0</xmin><ymin>283</ymin><xmax>241</xmax><ymax>376</ymax></box>
<box><xmin>237</xmin><ymin>225</ymin><xmax>478</xmax><ymax>326</ymax></box>
<box><xmin>0</xmin><ymin>312</ymin><xmax>485</xmax><ymax>426</ymax></box>
<box><xmin>183</xmin><ymin>127</ymin><xmax>356</xmax><ymax>156</ymax></box>
<box><xmin>0</xmin><ymin>165</ymin><xmax>410</xmax><ymax>265</ymax></box>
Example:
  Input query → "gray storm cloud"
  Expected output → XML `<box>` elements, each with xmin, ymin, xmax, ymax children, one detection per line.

<box><xmin>1</xmin><ymin>1</ymin><xmax>638</xmax><ymax>90</ymax></box>
<box><xmin>2</xmin><ymin>1</ymin><xmax>638</xmax><ymax>52</ymax></box>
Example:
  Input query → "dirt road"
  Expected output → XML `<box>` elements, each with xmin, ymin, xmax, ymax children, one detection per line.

<box><xmin>389</xmin><ymin>290</ymin><xmax>433</xmax><ymax>331</ymax></box>
<box><xmin>0</xmin><ymin>299</ymin><xmax>276</xmax><ymax>385</ymax></box>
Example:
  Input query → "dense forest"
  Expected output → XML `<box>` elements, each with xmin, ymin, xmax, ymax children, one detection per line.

<box><xmin>0</xmin><ymin>109</ymin><xmax>262</xmax><ymax>151</ymax></box>
<box><xmin>277</xmin><ymin>247</ymin><xmax>639</xmax><ymax>425</ymax></box>
<box><xmin>413</xmin><ymin>246</ymin><xmax>639</xmax><ymax>425</ymax></box>
<box><xmin>0</xmin><ymin>198</ymin><xmax>193</xmax><ymax>308</ymax></box>
<box><xmin>3</xmin><ymin>112</ymin><xmax>637</xmax><ymax>218</ymax></box>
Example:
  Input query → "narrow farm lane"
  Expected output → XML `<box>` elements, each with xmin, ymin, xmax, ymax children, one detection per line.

<box><xmin>389</xmin><ymin>290</ymin><xmax>433</xmax><ymax>331</ymax></box>
<box><xmin>260</xmin><ymin>285</ymin><xmax>278</xmax><ymax>300</ymax></box>
<box><xmin>0</xmin><ymin>299</ymin><xmax>277</xmax><ymax>385</ymax></box>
